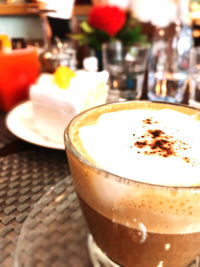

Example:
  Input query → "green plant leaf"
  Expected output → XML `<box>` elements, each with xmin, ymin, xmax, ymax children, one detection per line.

<box><xmin>69</xmin><ymin>33</ymin><xmax>86</xmax><ymax>41</ymax></box>
<box><xmin>117</xmin><ymin>25</ymin><xmax>148</xmax><ymax>46</ymax></box>
<box><xmin>80</xmin><ymin>21</ymin><xmax>94</xmax><ymax>34</ymax></box>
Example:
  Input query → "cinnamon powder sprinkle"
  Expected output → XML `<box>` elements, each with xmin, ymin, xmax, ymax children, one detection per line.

<box><xmin>142</xmin><ymin>118</ymin><xmax>159</xmax><ymax>125</ymax></box>
<box><xmin>132</xmin><ymin>117</ymin><xmax>191</xmax><ymax>162</ymax></box>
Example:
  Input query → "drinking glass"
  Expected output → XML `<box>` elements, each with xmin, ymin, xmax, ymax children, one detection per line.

<box><xmin>147</xmin><ymin>25</ymin><xmax>192</xmax><ymax>103</ymax></box>
<box><xmin>189</xmin><ymin>46</ymin><xmax>200</xmax><ymax>109</ymax></box>
<box><xmin>102</xmin><ymin>41</ymin><xmax>149</xmax><ymax>102</ymax></box>
<box><xmin>64</xmin><ymin>100</ymin><xmax>200</xmax><ymax>267</ymax></box>
<box><xmin>40</xmin><ymin>40</ymin><xmax>77</xmax><ymax>73</ymax></box>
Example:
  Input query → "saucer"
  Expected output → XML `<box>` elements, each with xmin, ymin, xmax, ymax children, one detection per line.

<box><xmin>6</xmin><ymin>101</ymin><xmax>65</xmax><ymax>150</ymax></box>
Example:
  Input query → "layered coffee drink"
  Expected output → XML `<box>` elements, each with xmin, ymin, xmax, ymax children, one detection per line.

<box><xmin>64</xmin><ymin>101</ymin><xmax>200</xmax><ymax>267</ymax></box>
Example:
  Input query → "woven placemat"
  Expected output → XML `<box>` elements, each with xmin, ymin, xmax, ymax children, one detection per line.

<box><xmin>0</xmin><ymin>147</ymin><xmax>77</xmax><ymax>267</ymax></box>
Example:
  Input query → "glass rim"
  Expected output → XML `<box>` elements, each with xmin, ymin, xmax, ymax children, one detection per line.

<box><xmin>64</xmin><ymin>100</ymin><xmax>200</xmax><ymax>191</ymax></box>
<box><xmin>101</xmin><ymin>41</ymin><xmax>150</xmax><ymax>50</ymax></box>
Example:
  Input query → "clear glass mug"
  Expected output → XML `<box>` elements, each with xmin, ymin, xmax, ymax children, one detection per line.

<box><xmin>64</xmin><ymin>101</ymin><xmax>200</xmax><ymax>267</ymax></box>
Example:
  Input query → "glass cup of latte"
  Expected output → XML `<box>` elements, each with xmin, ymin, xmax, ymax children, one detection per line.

<box><xmin>64</xmin><ymin>101</ymin><xmax>200</xmax><ymax>267</ymax></box>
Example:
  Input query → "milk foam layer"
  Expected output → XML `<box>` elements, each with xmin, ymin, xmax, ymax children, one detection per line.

<box><xmin>78</xmin><ymin>108</ymin><xmax>200</xmax><ymax>186</ymax></box>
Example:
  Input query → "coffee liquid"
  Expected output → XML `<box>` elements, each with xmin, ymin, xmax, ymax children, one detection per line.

<box><xmin>79</xmin><ymin>195</ymin><xmax>200</xmax><ymax>267</ymax></box>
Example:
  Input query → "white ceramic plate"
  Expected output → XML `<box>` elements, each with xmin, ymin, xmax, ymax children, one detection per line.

<box><xmin>5</xmin><ymin>101</ymin><xmax>65</xmax><ymax>150</ymax></box>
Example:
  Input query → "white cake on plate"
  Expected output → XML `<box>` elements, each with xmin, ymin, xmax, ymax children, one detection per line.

<box><xmin>29</xmin><ymin>67</ymin><xmax>109</xmax><ymax>144</ymax></box>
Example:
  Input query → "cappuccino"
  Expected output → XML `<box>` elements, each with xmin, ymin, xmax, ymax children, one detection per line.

<box><xmin>65</xmin><ymin>101</ymin><xmax>200</xmax><ymax>267</ymax></box>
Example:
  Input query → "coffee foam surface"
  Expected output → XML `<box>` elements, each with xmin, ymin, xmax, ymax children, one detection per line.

<box><xmin>78</xmin><ymin>109</ymin><xmax>200</xmax><ymax>187</ymax></box>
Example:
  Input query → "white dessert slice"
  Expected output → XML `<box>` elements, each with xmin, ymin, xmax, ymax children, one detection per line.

<box><xmin>29</xmin><ymin>69</ymin><xmax>109</xmax><ymax>144</ymax></box>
